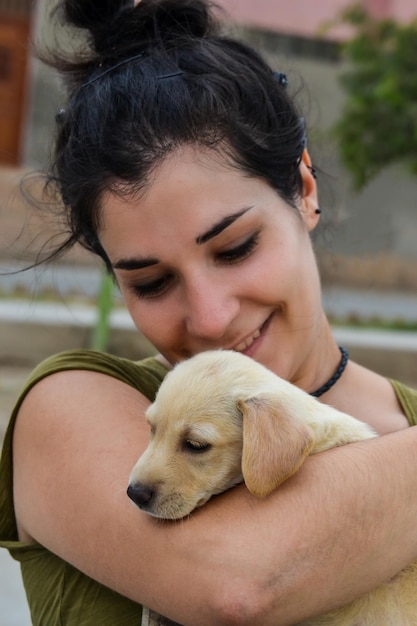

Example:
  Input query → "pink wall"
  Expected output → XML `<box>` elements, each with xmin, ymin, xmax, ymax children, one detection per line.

<box><xmin>217</xmin><ymin>0</ymin><xmax>417</xmax><ymax>40</ymax></box>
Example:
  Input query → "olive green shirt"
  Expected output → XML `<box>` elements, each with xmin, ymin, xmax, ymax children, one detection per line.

<box><xmin>1</xmin><ymin>350</ymin><xmax>417</xmax><ymax>625</ymax></box>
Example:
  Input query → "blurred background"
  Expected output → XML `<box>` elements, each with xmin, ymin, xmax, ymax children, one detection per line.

<box><xmin>1</xmin><ymin>1</ymin><xmax>417</xmax><ymax>624</ymax></box>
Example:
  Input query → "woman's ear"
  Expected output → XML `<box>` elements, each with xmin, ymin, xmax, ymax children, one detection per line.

<box><xmin>299</xmin><ymin>149</ymin><xmax>320</xmax><ymax>232</ymax></box>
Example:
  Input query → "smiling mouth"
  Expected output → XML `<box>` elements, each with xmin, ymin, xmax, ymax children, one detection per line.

<box><xmin>233</xmin><ymin>316</ymin><xmax>271</xmax><ymax>353</ymax></box>
<box><xmin>234</xmin><ymin>329</ymin><xmax>261</xmax><ymax>352</ymax></box>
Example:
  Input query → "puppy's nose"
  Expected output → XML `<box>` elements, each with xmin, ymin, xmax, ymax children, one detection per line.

<box><xmin>127</xmin><ymin>482</ymin><xmax>155</xmax><ymax>509</ymax></box>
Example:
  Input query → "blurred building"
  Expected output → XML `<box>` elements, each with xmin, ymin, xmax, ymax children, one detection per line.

<box><xmin>0</xmin><ymin>0</ymin><xmax>33</xmax><ymax>165</ymax></box>
<box><xmin>218</xmin><ymin>0</ymin><xmax>415</xmax><ymax>38</ymax></box>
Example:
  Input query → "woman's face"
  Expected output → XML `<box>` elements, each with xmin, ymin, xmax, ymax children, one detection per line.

<box><xmin>99</xmin><ymin>146</ymin><xmax>323</xmax><ymax>384</ymax></box>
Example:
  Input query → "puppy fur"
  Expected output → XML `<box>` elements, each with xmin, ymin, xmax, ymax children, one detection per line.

<box><xmin>128</xmin><ymin>350</ymin><xmax>417</xmax><ymax>625</ymax></box>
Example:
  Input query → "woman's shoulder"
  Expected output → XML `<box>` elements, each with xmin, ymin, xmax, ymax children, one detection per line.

<box><xmin>6</xmin><ymin>350</ymin><xmax>170</xmax><ymax>549</ymax></box>
<box><xmin>1</xmin><ymin>350</ymin><xmax>169</xmax><ymax>544</ymax></box>
<box><xmin>19</xmin><ymin>349</ymin><xmax>169</xmax><ymax>407</ymax></box>
<box><xmin>1</xmin><ymin>349</ymin><xmax>169</xmax><ymax>493</ymax></box>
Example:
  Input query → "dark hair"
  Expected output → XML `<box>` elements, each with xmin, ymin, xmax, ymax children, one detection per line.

<box><xmin>39</xmin><ymin>0</ymin><xmax>307</xmax><ymax>270</ymax></box>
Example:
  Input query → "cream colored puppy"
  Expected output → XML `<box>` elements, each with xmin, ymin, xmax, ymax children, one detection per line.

<box><xmin>128</xmin><ymin>350</ymin><xmax>417</xmax><ymax>626</ymax></box>
<box><xmin>128</xmin><ymin>350</ymin><xmax>375</xmax><ymax>519</ymax></box>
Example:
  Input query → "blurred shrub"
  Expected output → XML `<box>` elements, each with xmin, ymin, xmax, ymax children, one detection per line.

<box><xmin>330</xmin><ymin>5</ymin><xmax>417</xmax><ymax>189</ymax></box>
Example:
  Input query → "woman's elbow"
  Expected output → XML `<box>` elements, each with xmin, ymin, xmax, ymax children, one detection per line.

<box><xmin>211</xmin><ymin>579</ymin><xmax>279</xmax><ymax>626</ymax></box>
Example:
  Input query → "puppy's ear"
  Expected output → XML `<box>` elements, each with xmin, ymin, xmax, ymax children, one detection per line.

<box><xmin>238</xmin><ymin>396</ymin><xmax>315</xmax><ymax>497</ymax></box>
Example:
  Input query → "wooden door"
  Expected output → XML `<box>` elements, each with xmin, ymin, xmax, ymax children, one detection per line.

<box><xmin>0</xmin><ymin>1</ymin><xmax>32</xmax><ymax>165</ymax></box>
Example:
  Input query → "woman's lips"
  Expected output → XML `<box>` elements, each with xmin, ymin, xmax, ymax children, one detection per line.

<box><xmin>234</xmin><ymin>328</ymin><xmax>261</xmax><ymax>352</ymax></box>
<box><xmin>233</xmin><ymin>315</ymin><xmax>272</xmax><ymax>355</ymax></box>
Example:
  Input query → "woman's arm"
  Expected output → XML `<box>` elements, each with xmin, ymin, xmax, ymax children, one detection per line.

<box><xmin>12</xmin><ymin>369</ymin><xmax>417</xmax><ymax>626</ymax></box>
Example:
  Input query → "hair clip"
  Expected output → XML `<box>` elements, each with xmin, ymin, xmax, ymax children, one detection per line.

<box><xmin>273</xmin><ymin>71</ymin><xmax>288</xmax><ymax>89</ymax></box>
<box><xmin>157</xmin><ymin>70</ymin><xmax>184</xmax><ymax>81</ymax></box>
<box><xmin>80</xmin><ymin>50</ymin><xmax>145</xmax><ymax>89</ymax></box>
<box><xmin>55</xmin><ymin>108</ymin><xmax>66</xmax><ymax>124</ymax></box>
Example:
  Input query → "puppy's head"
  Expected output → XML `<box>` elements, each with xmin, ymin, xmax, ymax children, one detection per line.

<box><xmin>127</xmin><ymin>351</ymin><xmax>314</xmax><ymax>519</ymax></box>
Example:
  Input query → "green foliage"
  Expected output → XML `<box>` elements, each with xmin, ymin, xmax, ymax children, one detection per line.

<box><xmin>332</xmin><ymin>5</ymin><xmax>417</xmax><ymax>189</ymax></box>
<box><xmin>91</xmin><ymin>270</ymin><xmax>114</xmax><ymax>351</ymax></box>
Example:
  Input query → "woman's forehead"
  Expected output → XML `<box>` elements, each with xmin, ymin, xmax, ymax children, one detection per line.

<box><xmin>98</xmin><ymin>150</ymin><xmax>283</xmax><ymax>262</ymax></box>
<box><xmin>100</xmin><ymin>146</ymin><xmax>267</xmax><ymax>222</ymax></box>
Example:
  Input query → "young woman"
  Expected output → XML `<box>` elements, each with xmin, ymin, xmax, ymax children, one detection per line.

<box><xmin>1</xmin><ymin>1</ymin><xmax>416</xmax><ymax>624</ymax></box>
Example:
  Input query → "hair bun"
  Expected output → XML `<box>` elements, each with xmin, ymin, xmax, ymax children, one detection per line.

<box><xmin>62</xmin><ymin>0</ymin><xmax>133</xmax><ymax>34</ymax></box>
<box><xmin>135</xmin><ymin>0</ymin><xmax>216</xmax><ymax>41</ymax></box>
<box><xmin>61</xmin><ymin>0</ymin><xmax>134</xmax><ymax>55</ymax></box>
<box><xmin>61</xmin><ymin>0</ymin><xmax>218</xmax><ymax>58</ymax></box>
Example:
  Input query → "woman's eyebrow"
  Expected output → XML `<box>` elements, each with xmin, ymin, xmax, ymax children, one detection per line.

<box><xmin>112</xmin><ymin>256</ymin><xmax>159</xmax><ymax>270</ymax></box>
<box><xmin>195</xmin><ymin>207</ymin><xmax>253</xmax><ymax>245</ymax></box>
<box><xmin>112</xmin><ymin>207</ymin><xmax>254</xmax><ymax>269</ymax></box>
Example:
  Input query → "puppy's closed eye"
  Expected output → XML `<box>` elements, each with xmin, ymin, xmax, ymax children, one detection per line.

<box><xmin>183</xmin><ymin>439</ymin><xmax>211</xmax><ymax>452</ymax></box>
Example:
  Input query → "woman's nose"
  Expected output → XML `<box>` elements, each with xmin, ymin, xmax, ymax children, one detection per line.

<box><xmin>183</xmin><ymin>279</ymin><xmax>239</xmax><ymax>341</ymax></box>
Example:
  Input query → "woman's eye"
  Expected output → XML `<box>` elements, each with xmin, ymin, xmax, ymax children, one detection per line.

<box><xmin>131</xmin><ymin>274</ymin><xmax>173</xmax><ymax>299</ymax></box>
<box><xmin>216</xmin><ymin>232</ymin><xmax>259</xmax><ymax>264</ymax></box>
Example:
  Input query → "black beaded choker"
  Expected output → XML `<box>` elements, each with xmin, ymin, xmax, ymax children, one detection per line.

<box><xmin>310</xmin><ymin>346</ymin><xmax>349</xmax><ymax>398</ymax></box>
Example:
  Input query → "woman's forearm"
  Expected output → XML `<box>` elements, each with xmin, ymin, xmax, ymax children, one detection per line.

<box><xmin>121</xmin><ymin>428</ymin><xmax>417</xmax><ymax>625</ymax></box>
<box><xmin>154</xmin><ymin>427</ymin><xmax>417</xmax><ymax>625</ymax></box>
<box><xmin>237</xmin><ymin>427</ymin><xmax>417</xmax><ymax>625</ymax></box>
